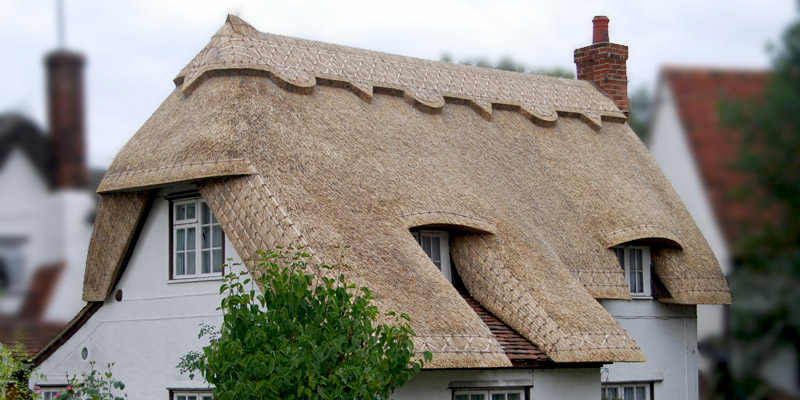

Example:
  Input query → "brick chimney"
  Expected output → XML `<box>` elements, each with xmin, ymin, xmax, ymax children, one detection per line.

<box><xmin>46</xmin><ymin>51</ymin><xmax>87</xmax><ymax>189</ymax></box>
<box><xmin>574</xmin><ymin>16</ymin><xmax>629</xmax><ymax>115</ymax></box>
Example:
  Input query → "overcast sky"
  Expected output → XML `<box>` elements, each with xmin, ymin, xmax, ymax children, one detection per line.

<box><xmin>1</xmin><ymin>0</ymin><xmax>796</xmax><ymax>168</ymax></box>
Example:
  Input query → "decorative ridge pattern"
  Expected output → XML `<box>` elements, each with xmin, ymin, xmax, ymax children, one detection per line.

<box><xmin>176</xmin><ymin>15</ymin><xmax>626</xmax><ymax>128</ymax></box>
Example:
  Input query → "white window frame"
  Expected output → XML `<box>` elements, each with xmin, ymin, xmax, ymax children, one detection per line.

<box><xmin>601</xmin><ymin>383</ymin><xmax>650</xmax><ymax>400</ymax></box>
<box><xmin>172</xmin><ymin>391</ymin><xmax>213</xmax><ymax>400</ymax></box>
<box><xmin>613</xmin><ymin>245</ymin><xmax>652</xmax><ymax>297</ymax></box>
<box><xmin>172</xmin><ymin>198</ymin><xmax>224</xmax><ymax>280</ymax></box>
<box><xmin>411</xmin><ymin>230</ymin><xmax>452</xmax><ymax>282</ymax></box>
<box><xmin>453</xmin><ymin>388</ymin><xmax>525</xmax><ymax>400</ymax></box>
<box><xmin>41</xmin><ymin>387</ymin><xmax>80</xmax><ymax>400</ymax></box>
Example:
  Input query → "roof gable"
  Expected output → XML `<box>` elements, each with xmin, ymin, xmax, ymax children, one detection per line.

<box><xmin>0</xmin><ymin>114</ymin><xmax>51</xmax><ymax>182</ymax></box>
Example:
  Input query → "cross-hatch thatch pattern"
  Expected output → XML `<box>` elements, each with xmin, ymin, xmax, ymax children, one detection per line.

<box><xmin>83</xmin><ymin>15</ymin><xmax>729</xmax><ymax>367</ymax></box>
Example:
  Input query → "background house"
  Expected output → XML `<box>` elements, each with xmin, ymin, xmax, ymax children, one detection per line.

<box><xmin>0</xmin><ymin>48</ymin><xmax>102</xmax><ymax>356</ymax></box>
<box><xmin>648</xmin><ymin>67</ymin><xmax>799</xmax><ymax>396</ymax></box>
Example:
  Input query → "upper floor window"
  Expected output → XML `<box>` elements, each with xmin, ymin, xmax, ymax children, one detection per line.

<box><xmin>0</xmin><ymin>239</ymin><xmax>25</xmax><ymax>295</ymax></box>
<box><xmin>172</xmin><ymin>198</ymin><xmax>224</xmax><ymax>279</ymax></box>
<box><xmin>411</xmin><ymin>230</ymin><xmax>452</xmax><ymax>282</ymax></box>
<box><xmin>613</xmin><ymin>245</ymin><xmax>651</xmax><ymax>297</ymax></box>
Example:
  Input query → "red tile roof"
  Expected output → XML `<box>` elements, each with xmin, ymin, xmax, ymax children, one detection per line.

<box><xmin>664</xmin><ymin>67</ymin><xmax>770</xmax><ymax>247</ymax></box>
<box><xmin>460</xmin><ymin>292</ymin><xmax>552</xmax><ymax>366</ymax></box>
<box><xmin>18</xmin><ymin>262</ymin><xmax>65</xmax><ymax>321</ymax></box>
<box><xmin>0</xmin><ymin>318</ymin><xmax>66</xmax><ymax>357</ymax></box>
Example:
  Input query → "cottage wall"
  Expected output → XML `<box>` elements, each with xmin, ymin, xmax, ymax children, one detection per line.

<box><xmin>33</xmin><ymin>188</ymin><xmax>245</xmax><ymax>398</ymax></box>
<box><xmin>601</xmin><ymin>299</ymin><xmax>698</xmax><ymax>400</ymax></box>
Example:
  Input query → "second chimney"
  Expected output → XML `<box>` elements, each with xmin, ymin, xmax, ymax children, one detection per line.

<box><xmin>46</xmin><ymin>51</ymin><xmax>87</xmax><ymax>189</ymax></box>
<box><xmin>574</xmin><ymin>16</ymin><xmax>629</xmax><ymax>116</ymax></box>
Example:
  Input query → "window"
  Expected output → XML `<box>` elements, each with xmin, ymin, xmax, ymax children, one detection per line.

<box><xmin>601</xmin><ymin>383</ymin><xmax>649</xmax><ymax>400</ymax></box>
<box><xmin>411</xmin><ymin>230</ymin><xmax>451</xmax><ymax>282</ymax></box>
<box><xmin>613</xmin><ymin>245</ymin><xmax>651</xmax><ymax>297</ymax></box>
<box><xmin>454</xmin><ymin>389</ymin><xmax>525</xmax><ymax>400</ymax></box>
<box><xmin>41</xmin><ymin>388</ymin><xmax>80</xmax><ymax>400</ymax></box>
<box><xmin>172</xmin><ymin>391</ymin><xmax>213</xmax><ymax>400</ymax></box>
<box><xmin>171</xmin><ymin>198</ymin><xmax>224</xmax><ymax>279</ymax></box>
<box><xmin>0</xmin><ymin>238</ymin><xmax>25</xmax><ymax>295</ymax></box>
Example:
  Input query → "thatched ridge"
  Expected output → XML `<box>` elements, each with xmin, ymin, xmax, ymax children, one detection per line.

<box><xmin>82</xmin><ymin>15</ymin><xmax>729</xmax><ymax>367</ymax></box>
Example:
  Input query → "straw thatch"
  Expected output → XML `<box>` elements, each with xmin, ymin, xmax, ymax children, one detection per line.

<box><xmin>83</xmin><ymin>192</ymin><xmax>152</xmax><ymax>301</ymax></box>
<box><xmin>82</xmin><ymin>15</ymin><xmax>729</xmax><ymax>367</ymax></box>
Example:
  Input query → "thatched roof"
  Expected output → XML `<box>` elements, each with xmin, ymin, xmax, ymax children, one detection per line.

<box><xmin>82</xmin><ymin>15</ymin><xmax>729</xmax><ymax>368</ymax></box>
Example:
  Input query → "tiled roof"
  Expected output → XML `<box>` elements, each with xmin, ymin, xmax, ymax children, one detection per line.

<box><xmin>0</xmin><ymin>114</ymin><xmax>50</xmax><ymax>181</ymax></box>
<box><xmin>460</xmin><ymin>292</ymin><xmax>551</xmax><ymax>366</ymax></box>
<box><xmin>664</xmin><ymin>67</ymin><xmax>769</xmax><ymax>246</ymax></box>
<box><xmin>18</xmin><ymin>262</ymin><xmax>65</xmax><ymax>321</ymax></box>
<box><xmin>0</xmin><ymin>318</ymin><xmax>66</xmax><ymax>357</ymax></box>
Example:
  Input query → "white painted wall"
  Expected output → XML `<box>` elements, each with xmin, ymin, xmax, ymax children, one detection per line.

<box><xmin>647</xmin><ymin>81</ymin><xmax>729</xmax><ymax>364</ymax></box>
<box><xmin>602</xmin><ymin>299</ymin><xmax>698</xmax><ymax>400</ymax></box>
<box><xmin>392</xmin><ymin>367</ymin><xmax>599</xmax><ymax>400</ymax></box>
<box><xmin>0</xmin><ymin>147</ymin><xmax>92</xmax><ymax>320</ymax></box>
<box><xmin>34</xmin><ymin>187</ymin><xmax>246</xmax><ymax>398</ymax></box>
<box><xmin>0</xmin><ymin>149</ymin><xmax>51</xmax><ymax>313</ymax></box>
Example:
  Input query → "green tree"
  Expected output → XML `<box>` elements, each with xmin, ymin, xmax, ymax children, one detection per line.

<box><xmin>440</xmin><ymin>53</ymin><xmax>575</xmax><ymax>78</ymax></box>
<box><xmin>716</xmin><ymin>12</ymin><xmax>800</xmax><ymax>400</ymax></box>
<box><xmin>628</xmin><ymin>86</ymin><xmax>652</xmax><ymax>142</ymax></box>
<box><xmin>179</xmin><ymin>248</ymin><xmax>429</xmax><ymax>400</ymax></box>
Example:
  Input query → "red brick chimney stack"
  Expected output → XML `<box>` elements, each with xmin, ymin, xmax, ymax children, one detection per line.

<box><xmin>46</xmin><ymin>51</ymin><xmax>87</xmax><ymax>189</ymax></box>
<box><xmin>574</xmin><ymin>16</ymin><xmax>629</xmax><ymax>116</ymax></box>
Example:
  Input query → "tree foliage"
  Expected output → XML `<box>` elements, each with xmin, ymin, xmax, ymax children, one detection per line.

<box><xmin>440</xmin><ymin>53</ymin><xmax>575</xmax><ymax>79</ymax></box>
<box><xmin>178</xmin><ymin>248</ymin><xmax>429</xmax><ymax>400</ymax></box>
<box><xmin>716</xmin><ymin>12</ymin><xmax>800</xmax><ymax>399</ymax></box>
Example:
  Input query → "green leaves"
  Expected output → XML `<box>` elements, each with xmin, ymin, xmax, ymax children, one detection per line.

<box><xmin>179</xmin><ymin>247</ymin><xmax>427</xmax><ymax>400</ymax></box>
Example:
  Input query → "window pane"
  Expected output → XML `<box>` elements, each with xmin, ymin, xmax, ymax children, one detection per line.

<box><xmin>616</xmin><ymin>248</ymin><xmax>625</xmax><ymax>270</ymax></box>
<box><xmin>177</xmin><ymin>229</ymin><xmax>185</xmax><ymax>251</ymax></box>
<box><xmin>177</xmin><ymin>204</ymin><xmax>185</xmax><ymax>220</ymax></box>
<box><xmin>186</xmin><ymin>202</ymin><xmax>196</xmax><ymax>219</ymax></box>
<box><xmin>431</xmin><ymin>236</ymin><xmax>440</xmax><ymax>260</ymax></box>
<box><xmin>187</xmin><ymin>228</ymin><xmax>196</xmax><ymax>250</ymax></box>
<box><xmin>491</xmin><ymin>394</ymin><xmax>506</xmax><ymax>400</ymax></box>
<box><xmin>213</xmin><ymin>225</ymin><xmax>223</xmax><ymax>248</ymax></box>
<box><xmin>176</xmin><ymin>253</ymin><xmax>185</xmax><ymax>275</ymax></box>
<box><xmin>607</xmin><ymin>388</ymin><xmax>618</xmax><ymax>399</ymax></box>
<box><xmin>202</xmin><ymin>202</ymin><xmax>210</xmax><ymax>224</ymax></box>
<box><xmin>187</xmin><ymin>252</ymin><xmax>196</xmax><ymax>275</ymax></box>
<box><xmin>507</xmin><ymin>394</ymin><xmax>520</xmax><ymax>400</ymax></box>
<box><xmin>623</xmin><ymin>387</ymin><xmax>634</xmax><ymax>400</ymax></box>
<box><xmin>636</xmin><ymin>386</ymin><xmax>646</xmax><ymax>400</ymax></box>
<box><xmin>177</xmin><ymin>397</ymin><xmax>186</xmax><ymax>400</ymax></box>
<box><xmin>422</xmin><ymin>236</ymin><xmax>431</xmax><ymax>256</ymax></box>
<box><xmin>637</xmin><ymin>270</ymin><xmax>644</xmax><ymax>293</ymax></box>
<box><xmin>202</xmin><ymin>250</ymin><xmax>211</xmax><ymax>274</ymax></box>
<box><xmin>454</xmin><ymin>395</ymin><xmax>469</xmax><ymax>400</ymax></box>
<box><xmin>472</xmin><ymin>395</ymin><xmax>485</xmax><ymax>400</ymax></box>
<box><xmin>188</xmin><ymin>396</ymin><xmax>198</xmax><ymax>400</ymax></box>
<box><xmin>213</xmin><ymin>249</ymin><xmax>223</xmax><ymax>273</ymax></box>
<box><xmin>203</xmin><ymin>396</ymin><xmax>213</xmax><ymax>400</ymax></box>
<box><xmin>202</xmin><ymin>226</ymin><xmax>210</xmax><ymax>249</ymax></box>
<box><xmin>601</xmin><ymin>388</ymin><xmax>607</xmax><ymax>399</ymax></box>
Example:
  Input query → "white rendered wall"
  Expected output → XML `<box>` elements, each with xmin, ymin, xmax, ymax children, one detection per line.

<box><xmin>392</xmin><ymin>367</ymin><xmax>599</xmax><ymax>400</ymax></box>
<box><xmin>647</xmin><ymin>82</ymin><xmax>729</xmax><ymax>352</ymax></box>
<box><xmin>43</xmin><ymin>190</ymin><xmax>94</xmax><ymax>321</ymax></box>
<box><xmin>0</xmin><ymin>149</ymin><xmax>51</xmax><ymax>313</ymax></box>
<box><xmin>34</xmin><ymin>188</ymin><xmax>246</xmax><ymax>398</ymax></box>
<box><xmin>602</xmin><ymin>299</ymin><xmax>698</xmax><ymax>400</ymax></box>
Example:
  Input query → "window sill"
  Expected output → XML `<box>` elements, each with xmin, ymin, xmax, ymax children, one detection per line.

<box><xmin>168</xmin><ymin>275</ymin><xmax>224</xmax><ymax>284</ymax></box>
<box><xmin>630</xmin><ymin>295</ymin><xmax>654</xmax><ymax>300</ymax></box>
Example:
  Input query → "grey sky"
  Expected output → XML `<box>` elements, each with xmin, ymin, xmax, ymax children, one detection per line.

<box><xmin>1</xmin><ymin>0</ymin><xmax>795</xmax><ymax>168</ymax></box>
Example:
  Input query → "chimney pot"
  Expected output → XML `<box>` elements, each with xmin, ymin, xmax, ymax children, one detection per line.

<box><xmin>592</xmin><ymin>16</ymin><xmax>610</xmax><ymax>44</ymax></box>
